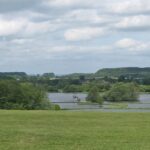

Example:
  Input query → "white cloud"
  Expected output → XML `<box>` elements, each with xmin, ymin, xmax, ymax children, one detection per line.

<box><xmin>64</xmin><ymin>27</ymin><xmax>107</xmax><ymax>41</ymax></box>
<box><xmin>115</xmin><ymin>38</ymin><xmax>149</xmax><ymax>52</ymax></box>
<box><xmin>47</xmin><ymin>0</ymin><xmax>150</xmax><ymax>15</ymax></box>
<box><xmin>45</xmin><ymin>0</ymin><xmax>107</xmax><ymax>8</ymax></box>
<box><xmin>11</xmin><ymin>38</ymin><xmax>33</xmax><ymax>44</ymax></box>
<box><xmin>115</xmin><ymin>15</ymin><xmax>150</xmax><ymax>30</ymax></box>
<box><xmin>0</xmin><ymin>18</ymin><xmax>26</xmax><ymax>36</ymax></box>
<box><xmin>48</xmin><ymin>45</ymin><xmax>112</xmax><ymax>54</ymax></box>
<box><xmin>109</xmin><ymin>0</ymin><xmax>150</xmax><ymax>14</ymax></box>
<box><xmin>0</xmin><ymin>16</ymin><xmax>59</xmax><ymax>37</ymax></box>
<box><xmin>64</xmin><ymin>9</ymin><xmax>111</xmax><ymax>24</ymax></box>
<box><xmin>50</xmin><ymin>45</ymin><xmax>77</xmax><ymax>52</ymax></box>
<box><xmin>24</xmin><ymin>21</ymin><xmax>50</xmax><ymax>35</ymax></box>
<box><xmin>46</xmin><ymin>0</ymin><xmax>94</xmax><ymax>7</ymax></box>
<box><xmin>47</xmin><ymin>0</ymin><xmax>81</xmax><ymax>7</ymax></box>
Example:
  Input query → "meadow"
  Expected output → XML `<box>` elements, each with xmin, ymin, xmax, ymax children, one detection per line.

<box><xmin>0</xmin><ymin>110</ymin><xmax>150</xmax><ymax>150</ymax></box>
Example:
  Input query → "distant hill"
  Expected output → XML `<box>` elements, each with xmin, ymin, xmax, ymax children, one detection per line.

<box><xmin>95</xmin><ymin>67</ymin><xmax>150</xmax><ymax>78</ymax></box>
<box><xmin>0</xmin><ymin>72</ymin><xmax>27</xmax><ymax>80</ymax></box>
<box><xmin>52</xmin><ymin>67</ymin><xmax>150</xmax><ymax>79</ymax></box>
<box><xmin>0</xmin><ymin>72</ymin><xmax>27</xmax><ymax>76</ymax></box>
<box><xmin>1</xmin><ymin>68</ymin><xmax>150</xmax><ymax>80</ymax></box>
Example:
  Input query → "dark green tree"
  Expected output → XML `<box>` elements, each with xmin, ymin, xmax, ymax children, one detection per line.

<box><xmin>104</xmin><ymin>83</ymin><xmax>139</xmax><ymax>102</ymax></box>
<box><xmin>0</xmin><ymin>80</ymin><xmax>51</xmax><ymax>110</ymax></box>
<box><xmin>86</xmin><ymin>86</ymin><xmax>103</xmax><ymax>104</ymax></box>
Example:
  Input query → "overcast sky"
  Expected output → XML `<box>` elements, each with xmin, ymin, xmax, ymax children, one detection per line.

<box><xmin>0</xmin><ymin>0</ymin><xmax>150</xmax><ymax>74</ymax></box>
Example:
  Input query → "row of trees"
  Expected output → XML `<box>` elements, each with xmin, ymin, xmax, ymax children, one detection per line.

<box><xmin>44</xmin><ymin>79</ymin><xmax>112</xmax><ymax>93</ymax></box>
<box><xmin>2</xmin><ymin>71</ymin><xmax>148</xmax><ymax>93</ymax></box>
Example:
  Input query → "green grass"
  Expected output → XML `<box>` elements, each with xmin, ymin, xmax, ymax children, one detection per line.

<box><xmin>1</xmin><ymin>111</ymin><xmax>150</xmax><ymax>150</ymax></box>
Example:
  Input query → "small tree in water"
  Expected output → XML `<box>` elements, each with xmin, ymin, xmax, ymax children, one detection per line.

<box><xmin>104</xmin><ymin>82</ymin><xmax>139</xmax><ymax>102</ymax></box>
<box><xmin>86</xmin><ymin>86</ymin><xmax>103</xmax><ymax>104</ymax></box>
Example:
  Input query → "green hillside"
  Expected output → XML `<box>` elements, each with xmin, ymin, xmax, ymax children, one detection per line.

<box><xmin>95</xmin><ymin>67</ymin><xmax>150</xmax><ymax>77</ymax></box>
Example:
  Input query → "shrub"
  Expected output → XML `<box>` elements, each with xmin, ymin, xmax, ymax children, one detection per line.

<box><xmin>54</xmin><ymin>104</ymin><xmax>61</xmax><ymax>110</ymax></box>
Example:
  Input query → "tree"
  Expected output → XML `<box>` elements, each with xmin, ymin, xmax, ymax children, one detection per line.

<box><xmin>86</xmin><ymin>86</ymin><xmax>103</xmax><ymax>104</ymax></box>
<box><xmin>104</xmin><ymin>83</ymin><xmax>139</xmax><ymax>102</ymax></box>
<box><xmin>0</xmin><ymin>80</ymin><xmax>51</xmax><ymax>110</ymax></box>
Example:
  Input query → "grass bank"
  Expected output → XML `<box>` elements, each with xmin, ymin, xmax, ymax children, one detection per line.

<box><xmin>0</xmin><ymin>110</ymin><xmax>150</xmax><ymax>150</ymax></box>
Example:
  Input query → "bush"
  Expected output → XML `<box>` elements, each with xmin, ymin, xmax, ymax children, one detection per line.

<box><xmin>54</xmin><ymin>104</ymin><xmax>61</xmax><ymax>110</ymax></box>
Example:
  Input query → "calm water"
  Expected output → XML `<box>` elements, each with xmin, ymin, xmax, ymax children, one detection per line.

<box><xmin>48</xmin><ymin>93</ymin><xmax>150</xmax><ymax>111</ymax></box>
<box><xmin>48</xmin><ymin>93</ymin><xmax>100</xmax><ymax>110</ymax></box>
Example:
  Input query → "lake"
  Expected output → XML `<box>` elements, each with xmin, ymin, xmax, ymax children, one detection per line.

<box><xmin>48</xmin><ymin>93</ymin><xmax>150</xmax><ymax>111</ymax></box>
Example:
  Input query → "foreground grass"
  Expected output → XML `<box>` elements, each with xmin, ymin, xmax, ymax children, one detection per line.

<box><xmin>0</xmin><ymin>111</ymin><xmax>150</xmax><ymax>150</ymax></box>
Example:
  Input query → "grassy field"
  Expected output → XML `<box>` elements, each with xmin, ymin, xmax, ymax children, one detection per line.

<box><xmin>0</xmin><ymin>111</ymin><xmax>150</xmax><ymax>150</ymax></box>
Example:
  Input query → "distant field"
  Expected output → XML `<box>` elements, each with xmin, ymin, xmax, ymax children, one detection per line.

<box><xmin>1</xmin><ymin>111</ymin><xmax>150</xmax><ymax>150</ymax></box>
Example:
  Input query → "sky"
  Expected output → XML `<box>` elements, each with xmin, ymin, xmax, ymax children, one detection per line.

<box><xmin>0</xmin><ymin>0</ymin><xmax>150</xmax><ymax>74</ymax></box>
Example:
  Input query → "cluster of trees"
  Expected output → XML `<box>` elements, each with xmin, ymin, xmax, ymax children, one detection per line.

<box><xmin>27</xmin><ymin>74</ymin><xmax>148</xmax><ymax>94</ymax></box>
<box><xmin>42</xmin><ymin>78</ymin><xmax>112</xmax><ymax>93</ymax></box>
<box><xmin>103</xmin><ymin>83</ymin><xmax>139</xmax><ymax>102</ymax></box>
<box><xmin>0</xmin><ymin>80</ymin><xmax>52</xmax><ymax>110</ymax></box>
<box><xmin>86</xmin><ymin>83</ymin><xmax>139</xmax><ymax>104</ymax></box>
